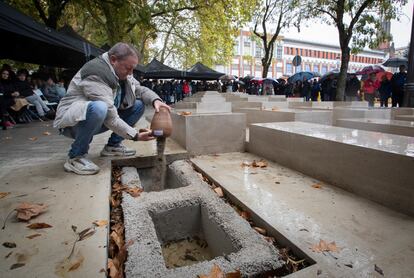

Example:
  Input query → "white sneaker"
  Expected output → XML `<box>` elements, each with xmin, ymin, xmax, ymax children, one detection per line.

<box><xmin>64</xmin><ymin>156</ymin><xmax>100</xmax><ymax>175</ymax></box>
<box><xmin>100</xmin><ymin>144</ymin><xmax>136</xmax><ymax>157</ymax></box>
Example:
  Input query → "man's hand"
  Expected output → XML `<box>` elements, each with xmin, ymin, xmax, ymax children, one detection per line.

<box><xmin>153</xmin><ymin>99</ymin><xmax>171</xmax><ymax>112</ymax></box>
<box><xmin>133</xmin><ymin>129</ymin><xmax>155</xmax><ymax>141</ymax></box>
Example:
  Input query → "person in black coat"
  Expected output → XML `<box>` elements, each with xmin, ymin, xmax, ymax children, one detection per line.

<box><xmin>0</xmin><ymin>69</ymin><xmax>17</xmax><ymax>129</ymax></box>
<box><xmin>345</xmin><ymin>74</ymin><xmax>361</xmax><ymax>101</ymax></box>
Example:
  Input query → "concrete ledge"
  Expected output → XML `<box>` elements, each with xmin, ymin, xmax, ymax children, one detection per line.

<box><xmin>395</xmin><ymin>115</ymin><xmax>414</xmax><ymax>122</ymax></box>
<box><xmin>231</xmin><ymin>101</ymin><xmax>262</xmax><ymax>113</ymax></box>
<box><xmin>332</xmin><ymin>107</ymin><xmax>391</xmax><ymax>124</ymax></box>
<box><xmin>196</xmin><ymin>102</ymin><xmax>232</xmax><ymax>113</ymax></box>
<box><xmin>336</xmin><ymin>118</ymin><xmax>414</xmax><ymax>137</ymax></box>
<box><xmin>170</xmin><ymin>112</ymin><xmax>246</xmax><ymax>155</ymax></box>
<box><xmin>248</xmin><ymin>122</ymin><xmax>414</xmax><ymax>216</ymax></box>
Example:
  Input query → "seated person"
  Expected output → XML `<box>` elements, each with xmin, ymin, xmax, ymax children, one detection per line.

<box><xmin>42</xmin><ymin>77</ymin><xmax>62</xmax><ymax>103</ymax></box>
<box><xmin>15</xmin><ymin>70</ymin><xmax>53</xmax><ymax>121</ymax></box>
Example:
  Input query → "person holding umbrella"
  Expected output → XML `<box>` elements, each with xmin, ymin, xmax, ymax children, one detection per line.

<box><xmin>362</xmin><ymin>73</ymin><xmax>380</xmax><ymax>107</ymax></box>
<box><xmin>391</xmin><ymin>65</ymin><xmax>407</xmax><ymax>107</ymax></box>
<box><xmin>345</xmin><ymin>74</ymin><xmax>361</xmax><ymax>102</ymax></box>
<box><xmin>379</xmin><ymin>75</ymin><xmax>392</xmax><ymax>107</ymax></box>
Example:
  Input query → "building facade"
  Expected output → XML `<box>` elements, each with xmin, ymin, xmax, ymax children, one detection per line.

<box><xmin>215</xmin><ymin>30</ymin><xmax>386</xmax><ymax>78</ymax></box>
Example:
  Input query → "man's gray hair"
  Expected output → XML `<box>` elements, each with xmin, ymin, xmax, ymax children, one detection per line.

<box><xmin>108</xmin><ymin>42</ymin><xmax>139</xmax><ymax>60</ymax></box>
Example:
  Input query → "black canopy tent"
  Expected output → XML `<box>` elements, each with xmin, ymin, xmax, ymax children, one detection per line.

<box><xmin>0</xmin><ymin>2</ymin><xmax>103</xmax><ymax>68</ymax></box>
<box><xmin>134</xmin><ymin>60</ymin><xmax>224</xmax><ymax>80</ymax></box>
<box><xmin>186</xmin><ymin>62</ymin><xmax>224</xmax><ymax>80</ymax></box>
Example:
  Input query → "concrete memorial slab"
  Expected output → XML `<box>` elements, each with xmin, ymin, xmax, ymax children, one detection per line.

<box><xmin>248</xmin><ymin>122</ymin><xmax>414</xmax><ymax>216</ymax></box>
<box><xmin>240</xmin><ymin>108</ymin><xmax>333</xmax><ymax>125</ymax></box>
<box><xmin>336</xmin><ymin>118</ymin><xmax>414</xmax><ymax>137</ymax></box>
<box><xmin>332</xmin><ymin>107</ymin><xmax>391</xmax><ymax>124</ymax></box>
<box><xmin>170</xmin><ymin>112</ymin><xmax>246</xmax><ymax>155</ymax></box>
<box><xmin>395</xmin><ymin>115</ymin><xmax>414</xmax><ymax>122</ymax></box>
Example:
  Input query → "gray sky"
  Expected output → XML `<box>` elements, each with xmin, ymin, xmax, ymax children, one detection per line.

<box><xmin>280</xmin><ymin>0</ymin><xmax>412</xmax><ymax>49</ymax></box>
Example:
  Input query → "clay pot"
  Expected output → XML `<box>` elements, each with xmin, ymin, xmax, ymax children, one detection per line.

<box><xmin>150</xmin><ymin>107</ymin><xmax>172</xmax><ymax>137</ymax></box>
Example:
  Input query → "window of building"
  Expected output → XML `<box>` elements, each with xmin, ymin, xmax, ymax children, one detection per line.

<box><xmin>233</xmin><ymin>40</ymin><xmax>239</xmax><ymax>55</ymax></box>
<box><xmin>255</xmin><ymin>46</ymin><xmax>262</xmax><ymax>58</ymax></box>
<box><xmin>313</xmin><ymin>64</ymin><xmax>319</xmax><ymax>72</ymax></box>
<box><xmin>305</xmin><ymin>64</ymin><xmax>311</xmax><ymax>71</ymax></box>
<box><xmin>276</xmin><ymin>66</ymin><xmax>283</xmax><ymax>72</ymax></box>
<box><xmin>244</xmin><ymin>37</ymin><xmax>251</xmax><ymax>48</ymax></box>
<box><xmin>276</xmin><ymin>44</ymin><xmax>283</xmax><ymax>59</ymax></box>
<box><xmin>321</xmin><ymin>65</ymin><xmax>328</xmax><ymax>74</ymax></box>
<box><xmin>286</xmin><ymin>63</ymin><xmax>293</xmax><ymax>74</ymax></box>
<box><xmin>231</xmin><ymin>64</ymin><xmax>239</xmax><ymax>70</ymax></box>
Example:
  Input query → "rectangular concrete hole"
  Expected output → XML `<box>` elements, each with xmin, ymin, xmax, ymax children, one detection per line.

<box><xmin>136</xmin><ymin>166</ymin><xmax>187</xmax><ymax>192</ymax></box>
<box><xmin>150</xmin><ymin>203</ymin><xmax>239</xmax><ymax>269</ymax></box>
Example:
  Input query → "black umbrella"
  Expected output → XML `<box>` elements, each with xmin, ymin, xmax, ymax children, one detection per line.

<box><xmin>382</xmin><ymin>57</ymin><xmax>408</xmax><ymax>68</ymax></box>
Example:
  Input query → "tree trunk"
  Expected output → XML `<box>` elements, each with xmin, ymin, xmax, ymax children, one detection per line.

<box><xmin>262</xmin><ymin>62</ymin><xmax>270</xmax><ymax>78</ymax></box>
<box><xmin>336</xmin><ymin>46</ymin><xmax>350</xmax><ymax>101</ymax></box>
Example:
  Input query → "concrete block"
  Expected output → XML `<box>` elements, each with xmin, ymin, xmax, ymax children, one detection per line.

<box><xmin>286</xmin><ymin>97</ymin><xmax>305</xmax><ymax>102</ymax></box>
<box><xmin>241</xmin><ymin>108</ymin><xmax>332</xmax><ymax>125</ymax></box>
<box><xmin>395</xmin><ymin>115</ymin><xmax>414</xmax><ymax>122</ymax></box>
<box><xmin>288</xmin><ymin>102</ymin><xmax>312</xmax><ymax>108</ymax></box>
<box><xmin>123</xmin><ymin>160</ymin><xmax>282</xmax><ymax>277</ymax></box>
<box><xmin>170</xmin><ymin>112</ymin><xmax>246</xmax><ymax>155</ymax></box>
<box><xmin>262</xmin><ymin>101</ymin><xmax>289</xmax><ymax>109</ymax></box>
<box><xmin>391</xmin><ymin>107</ymin><xmax>414</xmax><ymax>119</ymax></box>
<box><xmin>196</xmin><ymin>102</ymin><xmax>232</xmax><ymax>113</ymax></box>
<box><xmin>249</xmin><ymin>122</ymin><xmax>414</xmax><ymax>216</ymax></box>
<box><xmin>333</xmin><ymin>107</ymin><xmax>391</xmax><ymax>124</ymax></box>
<box><xmin>121</xmin><ymin>167</ymin><xmax>142</xmax><ymax>189</ymax></box>
<box><xmin>231</xmin><ymin>101</ymin><xmax>262</xmax><ymax>113</ymax></box>
<box><xmin>268</xmin><ymin>95</ymin><xmax>287</xmax><ymax>102</ymax></box>
<box><xmin>173</xmin><ymin>102</ymin><xmax>197</xmax><ymax>109</ymax></box>
<box><xmin>336</xmin><ymin>118</ymin><xmax>414</xmax><ymax>137</ymax></box>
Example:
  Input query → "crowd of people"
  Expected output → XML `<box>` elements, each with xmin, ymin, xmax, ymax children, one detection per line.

<box><xmin>219</xmin><ymin>65</ymin><xmax>408</xmax><ymax>108</ymax></box>
<box><xmin>0</xmin><ymin>64</ymin><xmax>67</xmax><ymax>129</ymax></box>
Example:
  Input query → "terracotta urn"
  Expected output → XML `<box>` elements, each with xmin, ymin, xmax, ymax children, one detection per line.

<box><xmin>150</xmin><ymin>107</ymin><xmax>172</xmax><ymax>137</ymax></box>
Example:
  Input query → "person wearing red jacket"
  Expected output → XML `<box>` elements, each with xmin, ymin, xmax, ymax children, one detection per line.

<box><xmin>363</xmin><ymin>73</ymin><xmax>380</xmax><ymax>107</ymax></box>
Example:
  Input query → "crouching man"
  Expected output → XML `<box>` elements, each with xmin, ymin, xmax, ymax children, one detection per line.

<box><xmin>53</xmin><ymin>42</ymin><xmax>170</xmax><ymax>175</ymax></box>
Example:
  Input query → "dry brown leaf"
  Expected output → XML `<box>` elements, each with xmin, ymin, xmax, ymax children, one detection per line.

<box><xmin>311</xmin><ymin>240</ymin><xmax>341</xmax><ymax>253</ymax></box>
<box><xmin>312</xmin><ymin>183</ymin><xmax>322</xmax><ymax>189</ymax></box>
<box><xmin>28</xmin><ymin>137</ymin><xmax>38</xmax><ymax>141</ymax></box>
<box><xmin>239</xmin><ymin>211</ymin><xmax>250</xmax><ymax>220</ymax></box>
<box><xmin>68</xmin><ymin>255</ymin><xmax>84</xmax><ymax>272</ymax></box>
<box><xmin>3</xmin><ymin>242</ymin><xmax>16</xmax><ymax>248</ymax></box>
<box><xmin>79</xmin><ymin>230</ymin><xmax>95</xmax><ymax>241</ymax></box>
<box><xmin>110</xmin><ymin>231</ymin><xmax>124</xmax><ymax>250</ymax></box>
<box><xmin>124</xmin><ymin>187</ymin><xmax>143</xmax><ymax>198</ymax></box>
<box><xmin>27</xmin><ymin>223</ymin><xmax>52</xmax><ymax>229</ymax></box>
<box><xmin>253</xmin><ymin>227</ymin><xmax>267</xmax><ymax>235</ymax></box>
<box><xmin>107</xmin><ymin>259</ymin><xmax>119</xmax><ymax>278</ymax></box>
<box><xmin>26</xmin><ymin>233</ymin><xmax>41</xmax><ymax>239</ymax></box>
<box><xmin>198</xmin><ymin>264</ymin><xmax>224</xmax><ymax>278</ymax></box>
<box><xmin>252</xmin><ymin>159</ymin><xmax>268</xmax><ymax>168</ymax></box>
<box><xmin>214</xmin><ymin>187</ymin><xmax>224</xmax><ymax>197</ymax></box>
<box><xmin>15</xmin><ymin>202</ymin><xmax>48</xmax><ymax>221</ymax></box>
<box><xmin>179</xmin><ymin>111</ymin><xmax>192</xmax><ymax>116</ymax></box>
<box><xmin>271</xmin><ymin>108</ymin><xmax>278</xmax><ymax>111</ymax></box>
<box><xmin>111</xmin><ymin>223</ymin><xmax>124</xmax><ymax>236</ymax></box>
<box><xmin>10</xmin><ymin>263</ymin><xmax>25</xmax><ymax>270</ymax></box>
<box><xmin>0</xmin><ymin>192</ymin><xmax>10</xmax><ymax>199</ymax></box>
<box><xmin>93</xmin><ymin>220</ymin><xmax>108</xmax><ymax>227</ymax></box>
<box><xmin>43</xmin><ymin>131</ymin><xmax>51</xmax><ymax>136</ymax></box>
<box><xmin>264</xmin><ymin>236</ymin><xmax>275</xmax><ymax>244</ymax></box>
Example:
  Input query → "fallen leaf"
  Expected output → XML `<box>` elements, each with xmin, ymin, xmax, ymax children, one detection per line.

<box><xmin>312</xmin><ymin>183</ymin><xmax>322</xmax><ymax>189</ymax></box>
<box><xmin>28</xmin><ymin>137</ymin><xmax>38</xmax><ymax>141</ymax></box>
<box><xmin>225</xmin><ymin>270</ymin><xmax>242</xmax><ymax>278</ymax></box>
<box><xmin>93</xmin><ymin>220</ymin><xmax>108</xmax><ymax>227</ymax></box>
<box><xmin>344</xmin><ymin>263</ymin><xmax>353</xmax><ymax>268</ymax></box>
<box><xmin>317</xmin><ymin>269</ymin><xmax>322</xmax><ymax>275</ymax></box>
<box><xmin>27</xmin><ymin>223</ymin><xmax>52</xmax><ymax>229</ymax></box>
<box><xmin>252</xmin><ymin>159</ymin><xmax>268</xmax><ymax>168</ymax></box>
<box><xmin>214</xmin><ymin>187</ymin><xmax>224</xmax><ymax>197</ymax></box>
<box><xmin>299</xmin><ymin>228</ymin><xmax>309</xmax><ymax>232</ymax></box>
<box><xmin>375</xmin><ymin>264</ymin><xmax>384</xmax><ymax>276</ymax></box>
<box><xmin>71</xmin><ymin>225</ymin><xmax>77</xmax><ymax>233</ymax></box>
<box><xmin>3</xmin><ymin>242</ymin><xmax>16</xmax><ymax>248</ymax></box>
<box><xmin>68</xmin><ymin>255</ymin><xmax>84</xmax><ymax>271</ymax></box>
<box><xmin>10</xmin><ymin>263</ymin><xmax>25</xmax><ymax>270</ymax></box>
<box><xmin>0</xmin><ymin>192</ymin><xmax>11</xmax><ymax>199</ymax></box>
<box><xmin>78</xmin><ymin>227</ymin><xmax>92</xmax><ymax>239</ymax></box>
<box><xmin>179</xmin><ymin>111</ymin><xmax>192</xmax><ymax>116</ymax></box>
<box><xmin>5</xmin><ymin>251</ymin><xmax>13</xmax><ymax>258</ymax></box>
<box><xmin>107</xmin><ymin>258</ymin><xmax>119</xmax><ymax>278</ymax></box>
<box><xmin>311</xmin><ymin>240</ymin><xmax>341</xmax><ymax>253</ymax></box>
<box><xmin>79</xmin><ymin>230</ymin><xmax>95</xmax><ymax>241</ymax></box>
<box><xmin>110</xmin><ymin>231</ymin><xmax>124</xmax><ymax>250</ymax></box>
<box><xmin>26</xmin><ymin>234</ymin><xmax>41</xmax><ymax>239</ymax></box>
<box><xmin>253</xmin><ymin>227</ymin><xmax>266</xmax><ymax>235</ymax></box>
<box><xmin>124</xmin><ymin>187</ymin><xmax>142</xmax><ymax>198</ymax></box>
<box><xmin>15</xmin><ymin>202</ymin><xmax>48</xmax><ymax>221</ymax></box>
<box><xmin>271</xmin><ymin>108</ymin><xmax>278</xmax><ymax>111</ymax></box>
<box><xmin>199</xmin><ymin>264</ymin><xmax>224</xmax><ymax>278</ymax></box>
<box><xmin>43</xmin><ymin>131</ymin><xmax>51</xmax><ymax>136</ymax></box>
<box><xmin>263</xmin><ymin>236</ymin><xmax>275</xmax><ymax>243</ymax></box>
<box><xmin>239</xmin><ymin>211</ymin><xmax>250</xmax><ymax>220</ymax></box>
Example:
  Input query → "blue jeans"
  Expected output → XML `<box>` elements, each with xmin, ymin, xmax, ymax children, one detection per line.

<box><xmin>63</xmin><ymin>100</ymin><xmax>145</xmax><ymax>158</ymax></box>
